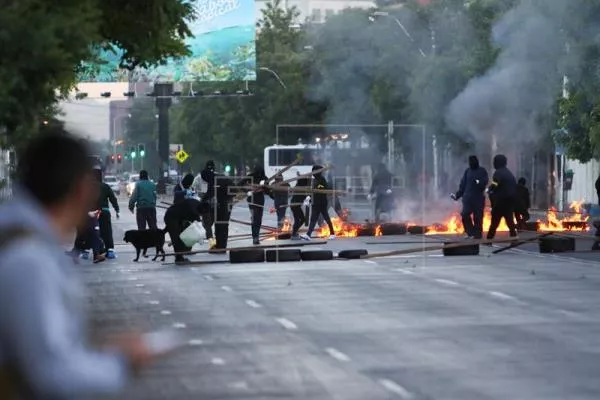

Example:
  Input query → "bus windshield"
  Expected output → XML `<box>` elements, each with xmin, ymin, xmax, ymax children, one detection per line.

<box><xmin>268</xmin><ymin>149</ymin><xmax>316</xmax><ymax>166</ymax></box>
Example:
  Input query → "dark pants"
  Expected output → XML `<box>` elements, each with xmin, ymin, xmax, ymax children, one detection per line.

<box><xmin>461</xmin><ymin>200</ymin><xmax>484</xmax><ymax>239</ymax></box>
<box><xmin>374</xmin><ymin>193</ymin><xmax>393</xmax><ymax>222</ymax></box>
<box><xmin>136</xmin><ymin>207</ymin><xmax>157</xmax><ymax>230</ymax></box>
<box><xmin>514</xmin><ymin>209</ymin><xmax>529</xmax><ymax>229</ymax></box>
<box><xmin>307</xmin><ymin>203</ymin><xmax>335</xmax><ymax>237</ymax></box>
<box><xmin>249</xmin><ymin>205</ymin><xmax>264</xmax><ymax>239</ymax></box>
<box><xmin>275</xmin><ymin>203</ymin><xmax>286</xmax><ymax>228</ymax></box>
<box><xmin>98</xmin><ymin>210</ymin><xmax>114</xmax><ymax>249</ymax></box>
<box><xmin>75</xmin><ymin>216</ymin><xmax>104</xmax><ymax>255</ymax></box>
<box><xmin>487</xmin><ymin>202</ymin><xmax>517</xmax><ymax>239</ymax></box>
<box><xmin>202</xmin><ymin>208</ymin><xmax>214</xmax><ymax>239</ymax></box>
<box><xmin>215</xmin><ymin>204</ymin><xmax>231</xmax><ymax>249</ymax></box>
<box><xmin>291</xmin><ymin>205</ymin><xmax>305</xmax><ymax>236</ymax></box>
<box><xmin>166</xmin><ymin>219</ymin><xmax>191</xmax><ymax>262</ymax></box>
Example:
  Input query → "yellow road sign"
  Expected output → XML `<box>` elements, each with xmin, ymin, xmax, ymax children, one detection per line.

<box><xmin>176</xmin><ymin>149</ymin><xmax>189</xmax><ymax>163</ymax></box>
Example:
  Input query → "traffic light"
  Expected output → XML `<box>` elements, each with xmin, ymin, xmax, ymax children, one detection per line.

<box><xmin>224</xmin><ymin>165</ymin><xmax>231</xmax><ymax>175</ymax></box>
<box><xmin>130</xmin><ymin>146</ymin><xmax>136</xmax><ymax>159</ymax></box>
<box><xmin>111</xmin><ymin>154</ymin><xmax>116</xmax><ymax>164</ymax></box>
<box><xmin>117</xmin><ymin>153</ymin><xmax>122</xmax><ymax>163</ymax></box>
<box><xmin>138</xmin><ymin>143</ymin><xmax>146</xmax><ymax>158</ymax></box>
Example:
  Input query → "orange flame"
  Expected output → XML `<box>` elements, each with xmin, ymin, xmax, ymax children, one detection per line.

<box><xmin>317</xmin><ymin>217</ymin><xmax>359</xmax><ymax>237</ymax></box>
<box><xmin>375</xmin><ymin>225</ymin><xmax>383</xmax><ymax>236</ymax></box>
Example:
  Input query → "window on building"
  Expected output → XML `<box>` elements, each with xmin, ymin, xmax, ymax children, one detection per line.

<box><xmin>325</xmin><ymin>9</ymin><xmax>335</xmax><ymax>19</ymax></box>
<box><xmin>311</xmin><ymin>8</ymin><xmax>322</xmax><ymax>22</ymax></box>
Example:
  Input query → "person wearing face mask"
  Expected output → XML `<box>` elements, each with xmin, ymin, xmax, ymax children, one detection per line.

<box><xmin>240</xmin><ymin>165</ymin><xmax>270</xmax><ymax>245</ymax></box>
<box><xmin>451</xmin><ymin>155</ymin><xmax>489</xmax><ymax>239</ymax></box>
<box><xmin>486</xmin><ymin>154</ymin><xmax>518</xmax><ymax>240</ymax></box>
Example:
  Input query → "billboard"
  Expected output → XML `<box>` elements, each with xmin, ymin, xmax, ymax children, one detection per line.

<box><xmin>78</xmin><ymin>0</ymin><xmax>256</xmax><ymax>83</ymax></box>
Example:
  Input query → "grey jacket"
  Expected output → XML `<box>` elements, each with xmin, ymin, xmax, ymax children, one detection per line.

<box><xmin>0</xmin><ymin>191</ymin><xmax>127</xmax><ymax>399</ymax></box>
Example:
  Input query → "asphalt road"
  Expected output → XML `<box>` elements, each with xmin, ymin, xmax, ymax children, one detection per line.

<box><xmin>80</xmin><ymin>197</ymin><xmax>600</xmax><ymax>400</ymax></box>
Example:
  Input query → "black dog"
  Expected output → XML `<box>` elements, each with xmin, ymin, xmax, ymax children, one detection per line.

<box><xmin>123</xmin><ymin>229</ymin><xmax>167</xmax><ymax>262</ymax></box>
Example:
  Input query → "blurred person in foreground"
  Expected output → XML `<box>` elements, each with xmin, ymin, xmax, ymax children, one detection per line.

<box><xmin>0</xmin><ymin>131</ymin><xmax>154</xmax><ymax>399</ymax></box>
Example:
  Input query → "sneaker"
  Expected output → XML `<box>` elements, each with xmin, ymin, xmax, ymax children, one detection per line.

<box><xmin>80</xmin><ymin>251</ymin><xmax>90</xmax><ymax>260</ymax></box>
<box><xmin>106</xmin><ymin>249</ymin><xmax>116</xmax><ymax>259</ymax></box>
<box><xmin>93</xmin><ymin>253</ymin><xmax>106</xmax><ymax>264</ymax></box>
<box><xmin>329</xmin><ymin>235</ymin><xmax>336</xmax><ymax>240</ymax></box>
<box><xmin>300</xmin><ymin>234</ymin><xmax>311</xmax><ymax>241</ymax></box>
<box><xmin>208</xmin><ymin>238</ymin><xmax>217</xmax><ymax>249</ymax></box>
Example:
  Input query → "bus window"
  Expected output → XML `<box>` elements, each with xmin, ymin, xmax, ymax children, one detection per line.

<box><xmin>268</xmin><ymin>149</ymin><xmax>315</xmax><ymax>166</ymax></box>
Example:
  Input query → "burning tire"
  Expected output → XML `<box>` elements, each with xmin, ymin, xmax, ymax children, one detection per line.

<box><xmin>379</xmin><ymin>223</ymin><xmax>407</xmax><ymax>236</ymax></box>
<box><xmin>273</xmin><ymin>232</ymin><xmax>292</xmax><ymax>240</ymax></box>
<box><xmin>338</xmin><ymin>249</ymin><xmax>368</xmax><ymax>259</ymax></box>
<box><xmin>562</xmin><ymin>221</ymin><xmax>588</xmax><ymax>231</ymax></box>
<box><xmin>539</xmin><ymin>236</ymin><xmax>575</xmax><ymax>253</ymax></box>
<box><xmin>301</xmin><ymin>250</ymin><xmax>334</xmax><ymax>261</ymax></box>
<box><xmin>266</xmin><ymin>249</ymin><xmax>301</xmax><ymax>262</ymax></box>
<box><xmin>442</xmin><ymin>242</ymin><xmax>480</xmax><ymax>256</ymax></box>
<box><xmin>407</xmin><ymin>225</ymin><xmax>429</xmax><ymax>235</ymax></box>
<box><xmin>521</xmin><ymin>221</ymin><xmax>539</xmax><ymax>232</ymax></box>
<box><xmin>229</xmin><ymin>249</ymin><xmax>265</xmax><ymax>264</ymax></box>
<box><xmin>357</xmin><ymin>225</ymin><xmax>376</xmax><ymax>236</ymax></box>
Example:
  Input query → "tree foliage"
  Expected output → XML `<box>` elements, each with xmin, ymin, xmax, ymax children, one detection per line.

<box><xmin>0</xmin><ymin>0</ymin><xmax>195</xmax><ymax>144</ymax></box>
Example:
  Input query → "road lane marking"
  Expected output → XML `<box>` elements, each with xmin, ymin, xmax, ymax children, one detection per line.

<box><xmin>245</xmin><ymin>300</ymin><xmax>262</xmax><ymax>308</ymax></box>
<box><xmin>276</xmin><ymin>318</ymin><xmax>298</xmax><ymax>330</ymax></box>
<box><xmin>325</xmin><ymin>347</ymin><xmax>351</xmax><ymax>362</ymax></box>
<box><xmin>221</xmin><ymin>285</ymin><xmax>233</xmax><ymax>292</ymax></box>
<box><xmin>160</xmin><ymin>310</ymin><xmax>172</xmax><ymax>315</ymax></box>
<box><xmin>379</xmin><ymin>379</ymin><xmax>414</xmax><ymax>399</ymax></box>
<box><xmin>128</xmin><ymin>277</ymin><xmax>138</xmax><ymax>281</ymax></box>
<box><xmin>188</xmin><ymin>339</ymin><xmax>204</xmax><ymax>346</ymax></box>
<box><xmin>396</xmin><ymin>269</ymin><xmax>415</xmax><ymax>275</ymax></box>
<box><xmin>172</xmin><ymin>322</ymin><xmax>186</xmax><ymax>329</ymax></box>
<box><xmin>363</xmin><ymin>260</ymin><xmax>377</xmax><ymax>265</ymax></box>
<box><xmin>435</xmin><ymin>279</ymin><xmax>459</xmax><ymax>286</ymax></box>
<box><xmin>135</xmin><ymin>283</ymin><xmax>145</xmax><ymax>287</ymax></box>
<box><xmin>148</xmin><ymin>300</ymin><xmax>160</xmax><ymax>305</ymax></box>
<box><xmin>203</xmin><ymin>275</ymin><xmax>214</xmax><ymax>281</ymax></box>
<box><xmin>211</xmin><ymin>357</ymin><xmax>225</xmax><ymax>365</ymax></box>
<box><xmin>489</xmin><ymin>291</ymin><xmax>516</xmax><ymax>300</ymax></box>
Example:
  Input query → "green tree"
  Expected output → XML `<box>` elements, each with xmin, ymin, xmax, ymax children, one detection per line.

<box><xmin>0</xmin><ymin>0</ymin><xmax>195</xmax><ymax>145</ymax></box>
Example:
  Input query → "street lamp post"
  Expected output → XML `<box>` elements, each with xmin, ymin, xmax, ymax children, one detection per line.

<box><xmin>370</xmin><ymin>11</ymin><xmax>427</xmax><ymax>57</ymax></box>
<box><xmin>112</xmin><ymin>113</ymin><xmax>131</xmax><ymax>173</ymax></box>
<box><xmin>259</xmin><ymin>67</ymin><xmax>287</xmax><ymax>89</ymax></box>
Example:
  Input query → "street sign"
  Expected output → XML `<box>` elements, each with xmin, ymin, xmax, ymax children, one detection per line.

<box><xmin>176</xmin><ymin>149</ymin><xmax>189</xmax><ymax>163</ymax></box>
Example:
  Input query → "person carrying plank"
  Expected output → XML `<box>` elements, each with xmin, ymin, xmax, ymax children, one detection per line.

<box><xmin>301</xmin><ymin>165</ymin><xmax>336</xmax><ymax>240</ymax></box>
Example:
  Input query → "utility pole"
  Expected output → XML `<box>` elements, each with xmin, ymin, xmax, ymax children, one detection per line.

<box><xmin>154</xmin><ymin>83</ymin><xmax>173</xmax><ymax>194</ymax></box>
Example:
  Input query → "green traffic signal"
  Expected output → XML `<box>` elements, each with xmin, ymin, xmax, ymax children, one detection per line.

<box><xmin>140</xmin><ymin>150</ymin><xmax>145</xmax><ymax>157</ymax></box>
<box><xmin>224</xmin><ymin>165</ymin><xmax>231</xmax><ymax>173</ymax></box>
<box><xmin>131</xmin><ymin>151</ymin><xmax>136</xmax><ymax>159</ymax></box>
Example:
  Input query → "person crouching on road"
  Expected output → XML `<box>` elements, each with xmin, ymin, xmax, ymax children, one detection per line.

<box><xmin>451</xmin><ymin>155</ymin><xmax>488</xmax><ymax>239</ymax></box>
<box><xmin>302</xmin><ymin>165</ymin><xmax>336</xmax><ymax>240</ymax></box>
<box><xmin>128</xmin><ymin>170</ymin><xmax>157</xmax><ymax>230</ymax></box>
<box><xmin>94</xmin><ymin>167</ymin><xmax>120</xmax><ymax>258</ymax></box>
<box><xmin>164</xmin><ymin>198</ymin><xmax>208</xmax><ymax>263</ymax></box>
<box><xmin>242</xmin><ymin>165</ymin><xmax>269</xmax><ymax>245</ymax></box>
<box><xmin>173</xmin><ymin>173</ymin><xmax>195</xmax><ymax>204</ymax></box>
<box><xmin>290</xmin><ymin>175</ymin><xmax>311</xmax><ymax>239</ymax></box>
<box><xmin>486</xmin><ymin>154</ymin><xmax>518</xmax><ymax>240</ymax></box>
<box><xmin>514</xmin><ymin>177</ymin><xmax>531</xmax><ymax>230</ymax></box>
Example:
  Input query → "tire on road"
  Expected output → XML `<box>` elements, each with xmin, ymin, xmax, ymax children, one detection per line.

<box><xmin>338</xmin><ymin>249</ymin><xmax>368</xmax><ymax>259</ymax></box>
<box><xmin>521</xmin><ymin>221</ymin><xmax>539</xmax><ymax>232</ymax></box>
<box><xmin>379</xmin><ymin>223</ymin><xmax>407</xmax><ymax>236</ymax></box>
<box><xmin>273</xmin><ymin>232</ymin><xmax>292</xmax><ymax>240</ymax></box>
<box><xmin>266</xmin><ymin>249</ymin><xmax>301</xmax><ymax>262</ymax></box>
<box><xmin>443</xmin><ymin>242</ymin><xmax>480</xmax><ymax>256</ymax></box>
<box><xmin>229</xmin><ymin>249</ymin><xmax>265</xmax><ymax>263</ymax></box>
<box><xmin>539</xmin><ymin>236</ymin><xmax>575</xmax><ymax>253</ymax></box>
<box><xmin>407</xmin><ymin>225</ymin><xmax>429</xmax><ymax>235</ymax></box>
<box><xmin>301</xmin><ymin>250</ymin><xmax>334</xmax><ymax>261</ymax></box>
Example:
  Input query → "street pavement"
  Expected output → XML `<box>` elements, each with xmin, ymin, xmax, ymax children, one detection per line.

<box><xmin>80</xmin><ymin>197</ymin><xmax>600</xmax><ymax>400</ymax></box>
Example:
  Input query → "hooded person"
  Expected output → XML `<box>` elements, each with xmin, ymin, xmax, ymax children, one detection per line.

<box><xmin>201</xmin><ymin>162</ymin><xmax>235</xmax><ymax>250</ymax></box>
<box><xmin>164</xmin><ymin>198</ymin><xmax>208</xmax><ymax>263</ymax></box>
<box><xmin>93</xmin><ymin>168</ymin><xmax>120</xmax><ymax>258</ymax></box>
<box><xmin>451</xmin><ymin>155</ymin><xmax>489</xmax><ymax>239</ymax></box>
<box><xmin>272</xmin><ymin>174</ymin><xmax>289</xmax><ymax>229</ymax></box>
<box><xmin>173</xmin><ymin>173</ymin><xmax>196</xmax><ymax>204</ymax></box>
<box><xmin>240</xmin><ymin>165</ymin><xmax>270</xmax><ymax>245</ymax></box>
<box><xmin>486</xmin><ymin>154</ymin><xmax>518</xmax><ymax>240</ymax></box>
<box><xmin>290</xmin><ymin>174</ymin><xmax>311</xmax><ymax>239</ymax></box>
<box><xmin>301</xmin><ymin>165</ymin><xmax>336</xmax><ymax>240</ymax></box>
<box><xmin>368</xmin><ymin>163</ymin><xmax>395</xmax><ymax>223</ymax></box>
<box><xmin>514</xmin><ymin>177</ymin><xmax>531</xmax><ymax>229</ymax></box>
<box><xmin>198</xmin><ymin>161</ymin><xmax>217</xmax><ymax>248</ymax></box>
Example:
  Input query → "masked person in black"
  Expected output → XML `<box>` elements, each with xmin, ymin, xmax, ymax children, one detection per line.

<box><xmin>272</xmin><ymin>174</ymin><xmax>289</xmax><ymax>229</ymax></box>
<box><xmin>451</xmin><ymin>156</ymin><xmax>489</xmax><ymax>239</ymax></box>
<box><xmin>93</xmin><ymin>168</ymin><xmax>120</xmax><ymax>258</ymax></box>
<box><xmin>290</xmin><ymin>175</ymin><xmax>311</xmax><ymax>239</ymax></box>
<box><xmin>164</xmin><ymin>198</ymin><xmax>208</xmax><ymax>263</ymax></box>
<box><xmin>202</xmin><ymin>166</ymin><xmax>236</xmax><ymax>250</ymax></box>
<box><xmin>302</xmin><ymin>165</ymin><xmax>336</xmax><ymax>240</ymax></box>
<box><xmin>368</xmin><ymin>163</ymin><xmax>395</xmax><ymax>223</ymax></box>
<box><xmin>173</xmin><ymin>173</ymin><xmax>195</xmax><ymax>204</ymax></box>
<box><xmin>241</xmin><ymin>165</ymin><xmax>269</xmax><ymax>245</ymax></box>
<box><xmin>486</xmin><ymin>154</ymin><xmax>518</xmax><ymax>240</ymax></box>
<box><xmin>514</xmin><ymin>177</ymin><xmax>531</xmax><ymax>230</ymax></box>
<box><xmin>199</xmin><ymin>160</ymin><xmax>216</xmax><ymax>248</ymax></box>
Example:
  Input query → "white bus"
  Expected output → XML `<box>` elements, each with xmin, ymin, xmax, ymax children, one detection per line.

<box><xmin>264</xmin><ymin>144</ymin><xmax>319</xmax><ymax>184</ymax></box>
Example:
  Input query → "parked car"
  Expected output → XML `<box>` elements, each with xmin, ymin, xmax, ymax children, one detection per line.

<box><xmin>104</xmin><ymin>175</ymin><xmax>120</xmax><ymax>195</ymax></box>
<box><xmin>126</xmin><ymin>174</ymin><xmax>140</xmax><ymax>197</ymax></box>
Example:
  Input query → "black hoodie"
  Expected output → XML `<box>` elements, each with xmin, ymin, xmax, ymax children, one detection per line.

<box><xmin>311</xmin><ymin>165</ymin><xmax>329</xmax><ymax>206</ymax></box>
<box><xmin>242</xmin><ymin>166</ymin><xmax>269</xmax><ymax>206</ymax></box>
<box><xmin>489</xmin><ymin>154</ymin><xmax>517</xmax><ymax>204</ymax></box>
<box><xmin>455</xmin><ymin>155</ymin><xmax>489</xmax><ymax>203</ymax></box>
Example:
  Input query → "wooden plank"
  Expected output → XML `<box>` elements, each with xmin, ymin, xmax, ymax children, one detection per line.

<box><xmin>162</xmin><ymin>240</ymin><xmax>327</xmax><ymax>257</ymax></box>
<box><xmin>491</xmin><ymin>232</ymin><xmax>553</xmax><ymax>254</ymax></box>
